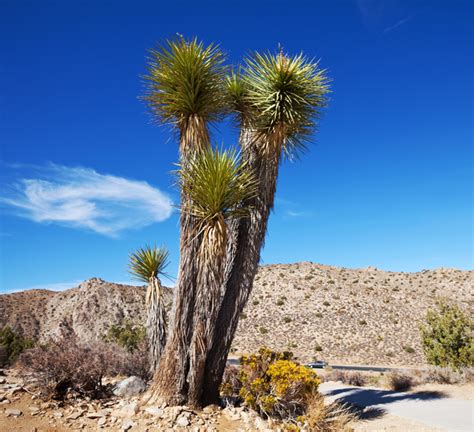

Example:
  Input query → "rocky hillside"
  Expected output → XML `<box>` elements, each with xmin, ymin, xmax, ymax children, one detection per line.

<box><xmin>1</xmin><ymin>263</ymin><xmax>472</xmax><ymax>366</ymax></box>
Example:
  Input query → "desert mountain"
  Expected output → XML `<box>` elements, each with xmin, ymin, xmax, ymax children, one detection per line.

<box><xmin>1</xmin><ymin>263</ymin><xmax>472</xmax><ymax>366</ymax></box>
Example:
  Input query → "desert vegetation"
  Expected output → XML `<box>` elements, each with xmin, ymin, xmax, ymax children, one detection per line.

<box><xmin>137</xmin><ymin>36</ymin><xmax>329</xmax><ymax>408</ymax></box>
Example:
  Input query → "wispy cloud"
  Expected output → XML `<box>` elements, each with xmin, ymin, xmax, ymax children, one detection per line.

<box><xmin>286</xmin><ymin>210</ymin><xmax>308</xmax><ymax>218</ymax></box>
<box><xmin>276</xmin><ymin>196</ymin><xmax>314</xmax><ymax>219</ymax></box>
<box><xmin>1</xmin><ymin>164</ymin><xmax>173</xmax><ymax>236</ymax></box>
<box><xmin>383</xmin><ymin>15</ymin><xmax>413</xmax><ymax>33</ymax></box>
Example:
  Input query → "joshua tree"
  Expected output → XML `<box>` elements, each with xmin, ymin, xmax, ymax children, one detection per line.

<box><xmin>128</xmin><ymin>245</ymin><xmax>169</xmax><ymax>374</ymax></box>
<box><xmin>178</xmin><ymin>147</ymin><xmax>257</xmax><ymax>406</ymax></box>
<box><xmin>142</xmin><ymin>37</ymin><xmax>228</xmax><ymax>404</ymax></box>
<box><xmin>202</xmin><ymin>51</ymin><xmax>329</xmax><ymax>403</ymax></box>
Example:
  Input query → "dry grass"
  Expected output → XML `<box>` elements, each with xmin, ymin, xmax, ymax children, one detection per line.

<box><xmin>305</xmin><ymin>392</ymin><xmax>356</xmax><ymax>431</ymax></box>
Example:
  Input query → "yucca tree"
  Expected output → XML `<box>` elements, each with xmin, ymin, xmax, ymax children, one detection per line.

<box><xmin>128</xmin><ymin>245</ymin><xmax>169</xmax><ymax>374</ymax></box>
<box><xmin>203</xmin><ymin>51</ymin><xmax>330</xmax><ymax>403</ymax></box>
<box><xmin>142</xmin><ymin>37</ymin><xmax>228</xmax><ymax>404</ymax></box>
<box><xmin>178</xmin><ymin>147</ymin><xmax>257</xmax><ymax>407</ymax></box>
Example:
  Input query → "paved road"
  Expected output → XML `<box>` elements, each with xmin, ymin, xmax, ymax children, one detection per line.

<box><xmin>227</xmin><ymin>358</ymin><xmax>412</xmax><ymax>373</ymax></box>
<box><xmin>320</xmin><ymin>382</ymin><xmax>474</xmax><ymax>432</ymax></box>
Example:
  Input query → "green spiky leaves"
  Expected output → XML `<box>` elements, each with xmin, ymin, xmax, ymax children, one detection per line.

<box><xmin>128</xmin><ymin>245</ymin><xmax>170</xmax><ymax>283</ymax></box>
<box><xmin>178</xmin><ymin>147</ymin><xmax>258</xmax><ymax>225</ymax></box>
<box><xmin>143</xmin><ymin>37</ymin><xmax>228</xmax><ymax>129</ymax></box>
<box><xmin>233</xmin><ymin>51</ymin><xmax>330</xmax><ymax>158</ymax></box>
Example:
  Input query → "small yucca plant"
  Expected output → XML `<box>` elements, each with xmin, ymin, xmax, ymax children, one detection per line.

<box><xmin>128</xmin><ymin>245</ymin><xmax>169</xmax><ymax>374</ymax></box>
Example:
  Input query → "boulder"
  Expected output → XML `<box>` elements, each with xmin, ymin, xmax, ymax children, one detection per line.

<box><xmin>113</xmin><ymin>376</ymin><xmax>147</xmax><ymax>397</ymax></box>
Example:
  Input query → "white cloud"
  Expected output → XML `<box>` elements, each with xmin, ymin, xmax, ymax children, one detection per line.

<box><xmin>1</xmin><ymin>164</ymin><xmax>174</xmax><ymax>236</ymax></box>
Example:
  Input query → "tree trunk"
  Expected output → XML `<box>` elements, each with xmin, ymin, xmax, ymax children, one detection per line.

<box><xmin>186</xmin><ymin>218</ymin><xmax>227</xmax><ymax>407</ymax></box>
<box><xmin>147</xmin><ymin>211</ymin><xmax>199</xmax><ymax>405</ymax></box>
<box><xmin>146</xmin><ymin>115</ymin><xmax>210</xmax><ymax>406</ymax></box>
<box><xmin>146</xmin><ymin>278</ymin><xmax>167</xmax><ymax>375</ymax></box>
<box><xmin>202</xmin><ymin>133</ymin><xmax>280</xmax><ymax>405</ymax></box>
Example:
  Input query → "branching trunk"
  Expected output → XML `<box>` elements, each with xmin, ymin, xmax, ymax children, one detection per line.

<box><xmin>202</xmin><ymin>131</ymin><xmax>280</xmax><ymax>404</ymax></box>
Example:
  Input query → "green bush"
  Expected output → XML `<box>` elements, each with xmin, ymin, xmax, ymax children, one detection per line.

<box><xmin>104</xmin><ymin>321</ymin><xmax>146</xmax><ymax>353</ymax></box>
<box><xmin>0</xmin><ymin>326</ymin><xmax>34</xmax><ymax>365</ymax></box>
<box><xmin>420</xmin><ymin>301</ymin><xmax>473</xmax><ymax>370</ymax></box>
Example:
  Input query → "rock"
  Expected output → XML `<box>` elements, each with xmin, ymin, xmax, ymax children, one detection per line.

<box><xmin>122</xmin><ymin>419</ymin><xmax>135</xmax><ymax>430</ymax></box>
<box><xmin>0</xmin><ymin>377</ymin><xmax>6</xmax><ymax>384</ymax></box>
<box><xmin>53</xmin><ymin>411</ymin><xmax>63</xmax><ymax>418</ymax></box>
<box><xmin>144</xmin><ymin>406</ymin><xmax>164</xmax><ymax>417</ymax></box>
<box><xmin>203</xmin><ymin>404</ymin><xmax>220</xmax><ymax>414</ymax></box>
<box><xmin>113</xmin><ymin>376</ymin><xmax>147</xmax><ymax>397</ymax></box>
<box><xmin>66</xmin><ymin>410</ymin><xmax>85</xmax><ymax>420</ymax></box>
<box><xmin>176</xmin><ymin>416</ymin><xmax>190</xmax><ymax>427</ymax></box>
<box><xmin>86</xmin><ymin>411</ymin><xmax>106</xmax><ymax>419</ymax></box>
<box><xmin>98</xmin><ymin>417</ymin><xmax>107</xmax><ymax>426</ymax></box>
<box><xmin>116</xmin><ymin>402</ymin><xmax>139</xmax><ymax>418</ymax></box>
<box><xmin>5</xmin><ymin>408</ymin><xmax>22</xmax><ymax>417</ymax></box>
<box><xmin>29</xmin><ymin>406</ymin><xmax>40</xmax><ymax>414</ymax></box>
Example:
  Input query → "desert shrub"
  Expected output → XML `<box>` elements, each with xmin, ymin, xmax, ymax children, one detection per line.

<box><xmin>327</xmin><ymin>370</ymin><xmax>366</xmax><ymax>387</ymax></box>
<box><xmin>283</xmin><ymin>316</ymin><xmax>292</xmax><ymax>323</ymax></box>
<box><xmin>314</xmin><ymin>344</ymin><xmax>323</xmax><ymax>352</ymax></box>
<box><xmin>388</xmin><ymin>371</ymin><xmax>413</xmax><ymax>391</ymax></box>
<box><xmin>0</xmin><ymin>346</ymin><xmax>7</xmax><ymax>367</ymax></box>
<box><xmin>18</xmin><ymin>334</ymin><xmax>150</xmax><ymax>399</ymax></box>
<box><xmin>104</xmin><ymin>320</ymin><xmax>146</xmax><ymax>353</ymax></box>
<box><xmin>239</xmin><ymin>347</ymin><xmax>320</xmax><ymax>420</ymax></box>
<box><xmin>220</xmin><ymin>365</ymin><xmax>242</xmax><ymax>404</ymax></box>
<box><xmin>302</xmin><ymin>392</ymin><xmax>355</xmax><ymax>431</ymax></box>
<box><xmin>420</xmin><ymin>301</ymin><xmax>473</xmax><ymax>370</ymax></box>
<box><xmin>419</xmin><ymin>366</ymin><xmax>474</xmax><ymax>384</ymax></box>
<box><xmin>403</xmin><ymin>345</ymin><xmax>415</xmax><ymax>354</ymax></box>
<box><xmin>259</xmin><ymin>327</ymin><xmax>268</xmax><ymax>335</ymax></box>
<box><xmin>0</xmin><ymin>326</ymin><xmax>34</xmax><ymax>365</ymax></box>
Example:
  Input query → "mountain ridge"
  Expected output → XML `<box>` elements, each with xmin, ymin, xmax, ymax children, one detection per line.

<box><xmin>1</xmin><ymin>263</ymin><xmax>472</xmax><ymax>366</ymax></box>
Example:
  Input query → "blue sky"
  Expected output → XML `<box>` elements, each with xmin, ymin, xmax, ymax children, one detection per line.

<box><xmin>0</xmin><ymin>0</ymin><xmax>472</xmax><ymax>292</ymax></box>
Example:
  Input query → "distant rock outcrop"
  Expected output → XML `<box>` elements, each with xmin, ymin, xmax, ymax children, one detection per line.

<box><xmin>1</xmin><ymin>263</ymin><xmax>472</xmax><ymax>366</ymax></box>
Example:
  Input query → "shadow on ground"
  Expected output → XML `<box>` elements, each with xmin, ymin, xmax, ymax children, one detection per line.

<box><xmin>326</xmin><ymin>387</ymin><xmax>447</xmax><ymax>409</ymax></box>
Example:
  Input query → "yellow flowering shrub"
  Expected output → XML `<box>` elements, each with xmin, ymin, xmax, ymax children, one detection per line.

<box><xmin>238</xmin><ymin>347</ymin><xmax>320</xmax><ymax>420</ymax></box>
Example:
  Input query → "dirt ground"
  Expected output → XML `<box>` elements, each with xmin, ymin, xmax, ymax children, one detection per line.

<box><xmin>0</xmin><ymin>393</ymin><xmax>245</xmax><ymax>432</ymax></box>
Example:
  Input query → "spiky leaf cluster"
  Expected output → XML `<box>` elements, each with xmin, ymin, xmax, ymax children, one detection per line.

<box><xmin>178</xmin><ymin>147</ymin><xmax>258</xmax><ymax>224</ymax></box>
<box><xmin>231</xmin><ymin>52</ymin><xmax>330</xmax><ymax>157</ymax></box>
<box><xmin>143</xmin><ymin>37</ymin><xmax>228</xmax><ymax>128</ymax></box>
<box><xmin>128</xmin><ymin>245</ymin><xmax>169</xmax><ymax>283</ymax></box>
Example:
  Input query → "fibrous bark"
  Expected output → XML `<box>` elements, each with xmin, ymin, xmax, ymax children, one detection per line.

<box><xmin>146</xmin><ymin>277</ymin><xmax>167</xmax><ymax>375</ymax></box>
<box><xmin>202</xmin><ymin>130</ymin><xmax>281</xmax><ymax>404</ymax></box>
<box><xmin>147</xmin><ymin>116</ymin><xmax>209</xmax><ymax>406</ymax></box>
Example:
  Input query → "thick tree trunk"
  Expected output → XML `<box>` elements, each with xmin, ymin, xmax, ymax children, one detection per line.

<box><xmin>147</xmin><ymin>212</ymin><xmax>199</xmax><ymax>405</ymax></box>
<box><xmin>147</xmin><ymin>117</ymin><xmax>209</xmax><ymax>406</ymax></box>
<box><xmin>146</xmin><ymin>278</ymin><xmax>167</xmax><ymax>375</ymax></box>
<box><xmin>202</xmin><ymin>135</ymin><xmax>280</xmax><ymax>405</ymax></box>
<box><xmin>186</xmin><ymin>219</ymin><xmax>227</xmax><ymax>407</ymax></box>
